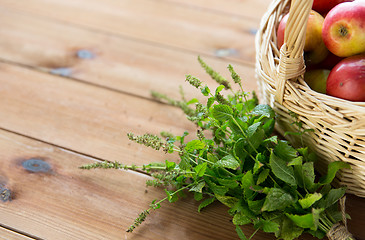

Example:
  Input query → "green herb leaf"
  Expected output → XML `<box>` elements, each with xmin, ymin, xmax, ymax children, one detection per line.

<box><xmin>241</xmin><ymin>170</ymin><xmax>255</xmax><ymax>200</ymax></box>
<box><xmin>299</xmin><ymin>193</ymin><xmax>322</xmax><ymax>209</ymax></box>
<box><xmin>195</xmin><ymin>162</ymin><xmax>207</xmax><ymax>177</ymax></box>
<box><xmin>189</xmin><ymin>181</ymin><xmax>205</xmax><ymax>193</ymax></box>
<box><xmin>257</xmin><ymin>168</ymin><xmax>270</xmax><ymax>185</ymax></box>
<box><xmin>214</xmin><ymin>154</ymin><xmax>240</xmax><ymax>170</ymax></box>
<box><xmin>215</xmin><ymin>195</ymin><xmax>239</xmax><ymax>208</ymax></box>
<box><xmin>206</xmin><ymin>179</ymin><xmax>229</xmax><ymax>196</ymax></box>
<box><xmin>217</xmin><ymin>178</ymin><xmax>239</xmax><ymax>189</ymax></box>
<box><xmin>165</xmin><ymin>160</ymin><xmax>176</xmax><ymax>171</ymax></box>
<box><xmin>194</xmin><ymin>192</ymin><xmax>203</xmax><ymax>201</ymax></box>
<box><xmin>262</xmin><ymin>188</ymin><xmax>295</xmax><ymax>212</ymax></box>
<box><xmin>198</xmin><ymin>197</ymin><xmax>216</xmax><ymax>212</ymax></box>
<box><xmin>319</xmin><ymin>161</ymin><xmax>351</xmax><ymax>185</ymax></box>
<box><xmin>185</xmin><ymin>139</ymin><xmax>205</xmax><ymax>152</ymax></box>
<box><xmin>287</xmin><ymin>156</ymin><xmax>303</xmax><ymax>166</ymax></box>
<box><xmin>201</xmin><ymin>86</ymin><xmax>211</xmax><ymax>96</ymax></box>
<box><xmin>235</xmin><ymin>225</ymin><xmax>248</xmax><ymax>240</ymax></box>
<box><xmin>211</xmin><ymin>104</ymin><xmax>233</xmax><ymax>122</ymax></box>
<box><xmin>274</xmin><ymin>141</ymin><xmax>298</xmax><ymax>162</ymax></box>
<box><xmin>286</xmin><ymin>213</ymin><xmax>314</xmax><ymax>229</ymax></box>
<box><xmin>279</xmin><ymin>216</ymin><xmax>304</xmax><ymax>240</ymax></box>
<box><xmin>259</xmin><ymin>220</ymin><xmax>280</xmax><ymax>233</ymax></box>
<box><xmin>233</xmin><ymin>212</ymin><xmax>251</xmax><ymax>225</ymax></box>
<box><xmin>294</xmin><ymin>162</ymin><xmax>316</xmax><ymax>192</ymax></box>
<box><xmin>270</xmin><ymin>152</ymin><xmax>296</xmax><ymax>187</ymax></box>
<box><xmin>251</xmin><ymin>104</ymin><xmax>275</xmax><ymax>118</ymax></box>
<box><xmin>164</xmin><ymin>189</ymin><xmax>179</xmax><ymax>203</ymax></box>
<box><xmin>247</xmin><ymin>199</ymin><xmax>265</xmax><ymax>214</ymax></box>
<box><xmin>318</xmin><ymin>187</ymin><xmax>347</xmax><ymax>209</ymax></box>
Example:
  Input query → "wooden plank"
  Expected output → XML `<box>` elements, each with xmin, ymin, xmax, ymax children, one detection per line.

<box><xmin>163</xmin><ymin>0</ymin><xmax>273</xmax><ymax>20</ymax></box>
<box><xmin>0</xmin><ymin>227</ymin><xmax>34</xmax><ymax>240</ymax></box>
<box><xmin>0</xmin><ymin>62</ymin><xmax>194</xmax><ymax>166</ymax></box>
<box><xmin>0</xmin><ymin>0</ymin><xmax>259</xmax><ymax>63</ymax></box>
<box><xmin>0</xmin><ymin>9</ymin><xmax>257</xmax><ymax>101</ymax></box>
<box><xmin>0</xmin><ymin>130</ymin><xmax>277</xmax><ymax>240</ymax></box>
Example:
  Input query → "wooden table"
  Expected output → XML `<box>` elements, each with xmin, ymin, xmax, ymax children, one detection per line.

<box><xmin>0</xmin><ymin>1</ymin><xmax>363</xmax><ymax>239</ymax></box>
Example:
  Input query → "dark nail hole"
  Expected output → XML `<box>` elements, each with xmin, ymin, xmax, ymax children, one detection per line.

<box><xmin>77</xmin><ymin>49</ymin><xmax>95</xmax><ymax>59</ymax></box>
<box><xmin>50</xmin><ymin>67</ymin><xmax>72</xmax><ymax>77</ymax></box>
<box><xmin>214</xmin><ymin>48</ymin><xmax>239</xmax><ymax>57</ymax></box>
<box><xmin>0</xmin><ymin>187</ymin><xmax>11</xmax><ymax>202</ymax></box>
<box><xmin>22</xmin><ymin>159</ymin><xmax>51</xmax><ymax>173</ymax></box>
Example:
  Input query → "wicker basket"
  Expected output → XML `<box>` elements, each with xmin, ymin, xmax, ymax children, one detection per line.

<box><xmin>255</xmin><ymin>0</ymin><xmax>365</xmax><ymax>197</ymax></box>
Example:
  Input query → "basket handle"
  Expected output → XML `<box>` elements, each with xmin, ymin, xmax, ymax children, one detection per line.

<box><xmin>275</xmin><ymin>0</ymin><xmax>314</xmax><ymax>104</ymax></box>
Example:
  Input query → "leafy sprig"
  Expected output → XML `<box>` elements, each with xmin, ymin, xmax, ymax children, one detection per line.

<box><xmin>81</xmin><ymin>58</ymin><xmax>353</xmax><ymax>240</ymax></box>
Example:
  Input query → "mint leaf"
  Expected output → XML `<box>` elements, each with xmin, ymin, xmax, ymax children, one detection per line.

<box><xmin>185</xmin><ymin>139</ymin><xmax>205</xmax><ymax>152</ymax></box>
<box><xmin>247</xmin><ymin>128</ymin><xmax>265</xmax><ymax>153</ymax></box>
<box><xmin>233</xmin><ymin>138</ymin><xmax>248</xmax><ymax>161</ymax></box>
<box><xmin>248</xmin><ymin>199</ymin><xmax>265</xmax><ymax>214</ymax></box>
<box><xmin>201</xmin><ymin>86</ymin><xmax>210</xmax><ymax>96</ymax></box>
<box><xmin>286</xmin><ymin>213</ymin><xmax>314</xmax><ymax>229</ymax></box>
<box><xmin>318</xmin><ymin>187</ymin><xmax>346</xmax><ymax>209</ymax></box>
<box><xmin>270</xmin><ymin>152</ymin><xmax>296</xmax><ymax>187</ymax></box>
<box><xmin>194</xmin><ymin>162</ymin><xmax>207</xmax><ymax>177</ymax></box>
<box><xmin>241</xmin><ymin>170</ymin><xmax>255</xmax><ymax>200</ymax></box>
<box><xmin>279</xmin><ymin>216</ymin><xmax>304</xmax><ymax>240</ymax></box>
<box><xmin>189</xmin><ymin>181</ymin><xmax>205</xmax><ymax>193</ymax></box>
<box><xmin>247</xmin><ymin>122</ymin><xmax>261</xmax><ymax>137</ymax></box>
<box><xmin>235</xmin><ymin>225</ymin><xmax>248</xmax><ymax>240</ymax></box>
<box><xmin>215</xmin><ymin>195</ymin><xmax>239</xmax><ymax>208</ymax></box>
<box><xmin>319</xmin><ymin>161</ymin><xmax>351</xmax><ymax>185</ymax></box>
<box><xmin>194</xmin><ymin>192</ymin><xmax>203</xmax><ymax>201</ymax></box>
<box><xmin>287</xmin><ymin>156</ymin><xmax>303</xmax><ymax>166</ymax></box>
<box><xmin>261</xmin><ymin>220</ymin><xmax>280</xmax><ymax>233</ymax></box>
<box><xmin>262</xmin><ymin>188</ymin><xmax>294</xmax><ymax>212</ymax></box>
<box><xmin>217</xmin><ymin>178</ymin><xmax>239</xmax><ymax>189</ymax></box>
<box><xmin>299</xmin><ymin>193</ymin><xmax>322</xmax><ymax>209</ymax></box>
<box><xmin>257</xmin><ymin>168</ymin><xmax>270</xmax><ymax>185</ymax></box>
<box><xmin>212</xmin><ymin>104</ymin><xmax>233</xmax><ymax>122</ymax></box>
<box><xmin>164</xmin><ymin>189</ymin><xmax>179</xmax><ymax>203</ymax></box>
<box><xmin>179</xmin><ymin>154</ymin><xmax>191</xmax><ymax>170</ymax></box>
<box><xmin>165</xmin><ymin>160</ymin><xmax>176</xmax><ymax>170</ymax></box>
<box><xmin>233</xmin><ymin>212</ymin><xmax>251</xmax><ymax>225</ymax></box>
<box><xmin>294</xmin><ymin>162</ymin><xmax>316</xmax><ymax>192</ymax></box>
<box><xmin>206</xmin><ymin>179</ymin><xmax>229</xmax><ymax>196</ymax></box>
<box><xmin>251</xmin><ymin>104</ymin><xmax>275</xmax><ymax>118</ymax></box>
<box><xmin>214</xmin><ymin>154</ymin><xmax>240</xmax><ymax>170</ymax></box>
<box><xmin>274</xmin><ymin>141</ymin><xmax>298</xmax><ymax>162</ymax></box>
<box><xmin>198</xmin><ymin>197</ymin><xmax>215</xmax><ymax>212</ymax></box>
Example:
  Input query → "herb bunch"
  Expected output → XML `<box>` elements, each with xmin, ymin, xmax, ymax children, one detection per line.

<box><xmin>81</xmin><ymin>57</ymin><xmax>353</xmax><ymax>240</ymax></box>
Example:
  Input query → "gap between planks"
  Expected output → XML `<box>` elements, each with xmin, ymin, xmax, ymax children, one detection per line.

<box><xmin>0</xmin><ymin>224</ymin><xmax>39</xmax><ymax>240</ymax></box>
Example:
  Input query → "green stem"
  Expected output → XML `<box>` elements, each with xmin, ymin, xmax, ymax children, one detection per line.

<box><xmin>248</xmin><ymin>228</ymin><xmax>260</xmax><ymax>240</ymax></box>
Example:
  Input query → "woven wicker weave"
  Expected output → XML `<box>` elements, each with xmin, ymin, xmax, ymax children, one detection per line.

<box><xmin>255</xmin><ymin>0</ymin><xmax>365</xmax><ymax>197</ymax></box>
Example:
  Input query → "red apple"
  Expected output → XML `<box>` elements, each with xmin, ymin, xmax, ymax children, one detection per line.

<box><xmin>304</xmin><ymin>69</ymin><xmax>330</xmax><ymax>94</ymax></box>
<box><xmin>326</xmin><ymin>54</ymin><xmax>365</xmax><ymax>101</ymax></box>
<box><xmin>322</xmin><ymin>1</ymin><xmax>365</xmax><ymax>57</ymax></box>
<box><xmin>312</xmin><ymin>0</ymin><xmax>353</xmax><ymax>14</ymax></box>
<box><xmin>316</xmin><ymin>52</ymin><xmax>344</xmax><ymax>69</ymax></box>
<box><xmin>277</xmin><ymin>10</ymin><xmax>328</xmax><ymax>65</ymax></box>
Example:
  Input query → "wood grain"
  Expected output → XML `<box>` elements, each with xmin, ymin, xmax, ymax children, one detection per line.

<box><xmin>0</xmin><ymin>8</ymin><xmax>257</xmax><ymax>101</ymax></box>
<box><xmin>0</xmin><ymin>129</ymin><xmax>278</xmax><ymax>240</ymax></box>
<box><xmin>0</xmin><ymin>227</ymin><xmax>34</xmax><ymax>240</ymax></box>
<box><xmin>163</xmin><ymin>0</ymin><xmax>272</xmax><ymax>20</ymax></box>
<box><xmin>0</xmin><ymin>62</ymin><xmax>195</xmax><ymax>166</ymax></box>
<box><xmin>0</xmin><ymin>0</ymin><xmax>259</xmax><ymax>63</ymax></box>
